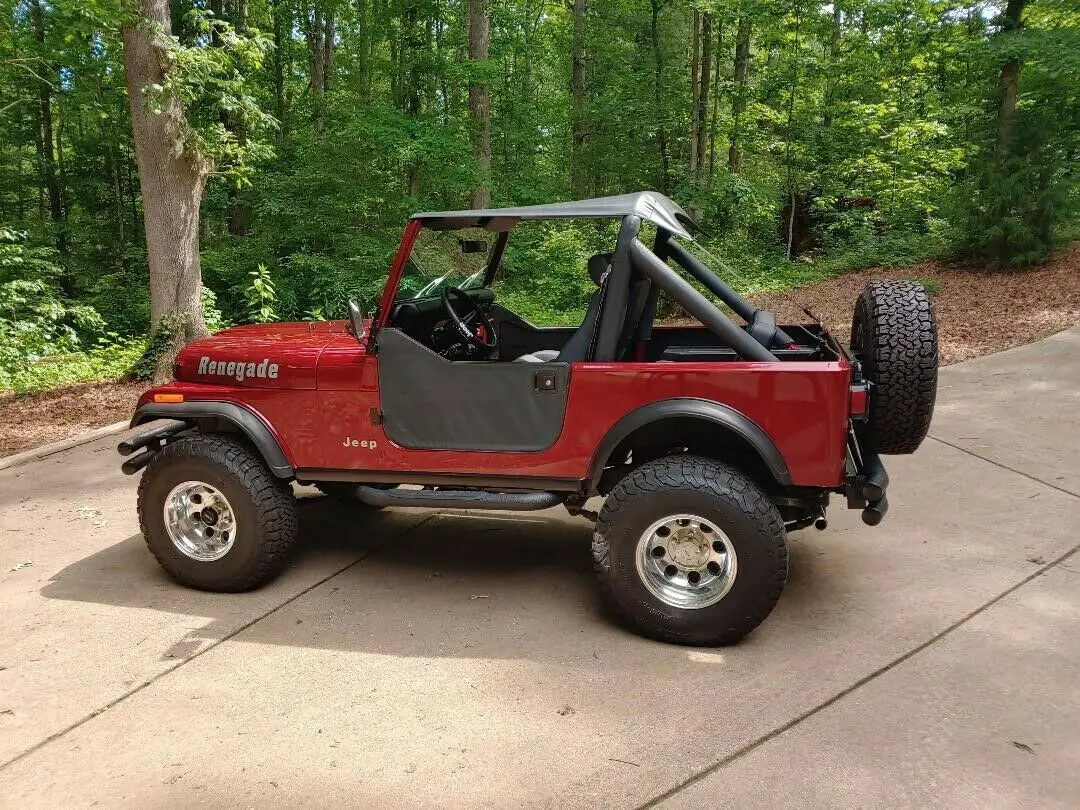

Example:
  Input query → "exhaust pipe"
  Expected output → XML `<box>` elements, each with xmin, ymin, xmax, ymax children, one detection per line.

<box><xmin>862</xmin><ymin>495</ymin><xmax>888</xmax><ymax>526</ymax></box>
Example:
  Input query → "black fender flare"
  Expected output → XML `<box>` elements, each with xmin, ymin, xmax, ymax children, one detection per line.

<box><xmin>586</xmin><ymin>398</ymin><xmax>792</xmax><ymax>488</ymax></box>
<box><xmin>131</xmin><ymin>402</ymin><xmax>294</xmax><ymax>478</ymax></box>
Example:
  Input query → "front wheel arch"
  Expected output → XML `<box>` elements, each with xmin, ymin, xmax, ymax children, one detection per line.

<box><xmin>132</xmin><ymin>402</ymin><xmax>295</xmax><ymax>479</ymax></box>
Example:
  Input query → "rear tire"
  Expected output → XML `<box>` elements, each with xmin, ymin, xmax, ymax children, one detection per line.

<box><xmin>851</xmin><ymin>280</ymin><xmax>938</xmax><ymax>454</ymax></box>
<box><xmin>138</xmin><ymin>434</ymin><xmax>298</xmax><ymax>592</ymax></box>
<box><xmin>591</xmin><ymin>455</ymin><xmax>788</xmax><ymax>646</ymax></box>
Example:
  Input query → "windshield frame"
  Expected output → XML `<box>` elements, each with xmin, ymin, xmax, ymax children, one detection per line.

<box><xmin>391</xmin><ymin>229</ymin><xmax>508</xmax><ymax>305</ymax></box>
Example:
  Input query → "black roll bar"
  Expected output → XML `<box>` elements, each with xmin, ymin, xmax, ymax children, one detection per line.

<box><xmin>630</xmin><ymin>240</ymin><xmax>779</xmax><ymax>363</ymax></box>
<box><xmin>664</xmin><ymin>237</ymin><xmax>794</xmax><ymax>346</ymax></box>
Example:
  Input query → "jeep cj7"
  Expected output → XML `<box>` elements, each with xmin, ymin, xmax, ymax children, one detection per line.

<box><xmin>119</xmin><ymin>193</ymin><xmax>938</xmax><ymax>646</ymax></box>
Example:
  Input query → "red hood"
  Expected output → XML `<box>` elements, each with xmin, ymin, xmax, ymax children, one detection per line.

<box><xmin>176</xmin><ymin>320</ymin><xmax>350</xmax><ymax>389</ymax></box>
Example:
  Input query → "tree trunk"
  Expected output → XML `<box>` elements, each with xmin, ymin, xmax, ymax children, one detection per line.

<box><xmin>707</xmin><ymin>21</ymin><xmax>722</xmax><ymax>186</ymax></box>
<box><xmin>228</xmin><ymin>0</ymin><xmax>252</xmax><ymax>235</ymax></box>
<box><xmin>570</xmin><ymin>0</ymin><xmax>588</xmax><ymax>198</ymax></box>
<box><xmin>995</xmin><ymin>0</ymin><xmax>1028</xmax><ymax>163</ymax></box>
<box><xmin>30</xmin><ymin>0</ymin><xmax>67</xmax><ymax>266</ymax></box>
<box><xmin>823</xmin><ymin>2</ymin><xmax>841</xmax><ymax>128</ymax></box>
<box><xmin>122</xmin><ymin>0</ymin><xmax>211</xmax><ymax>384</ymax></box>
<box><xmin>306</xmin><ymin>6</ymin><xmax>326</xmax><ymax>95</ymax></box>
<box><xmin>649</xmin><ymin>0</ymin><xmax>670</xmax><ymax>193</ymax></box>
<box><xmin>695</xmin><ymin>13</ymin><xmax>712</xmax><ymax>182</ymax></box>
<box><xmin>404</xmin><ymin>1</ymin><xmax>422</xmax><ymax>194</ymax></box>
<box><xmin>323</xmin><ymin>12</ymin><xmax>335</xmax><ymax>92</ymax></box>
<box><xmin>356</xmin><ymin>0</ymin><xmax>371</xmax><ymax>99</ymax></box>
<box><xmin>729</xmin><ymin>13</ymin><xmax>751</xmax><ymax>174</ymax></box>
<box><xmin>101</xmin><ymin>114</ymin><xmax>125</xmax><ymax>245</ymax></box>
<box><xmin>304</xmin><ymin>1</ymin><xmax>334</xmax><ymax>114</ymax></box>
<box><xmin>690</xmin><ymin>9</ymin><xmax>700</xmax><ymax>177</ymax></box>
<box><xmin>272</xmin><ymin>0</ymin><xmax>289</xmax><ymax>138</ymax></box>
<box><xmin>784</xmin><ymin>2</ymin><xmax>802</xmax><ymax>261</ymax></box>
<box><xmin>468</xmin><ymin>0</ymin><xmax>491</xmax><ymax>208</ymax></box>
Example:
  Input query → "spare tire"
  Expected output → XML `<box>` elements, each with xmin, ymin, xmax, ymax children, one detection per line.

<box><xmin>850</xmin><ymin>280</ymin><xmax>938</xmax><ymax>454</ymax></box>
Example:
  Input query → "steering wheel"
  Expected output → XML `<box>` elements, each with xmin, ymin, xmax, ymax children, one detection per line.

<box><xmin>440</xmin><ymin>286</ymin><xmax>498</xmax><ymax>354</ymax></box>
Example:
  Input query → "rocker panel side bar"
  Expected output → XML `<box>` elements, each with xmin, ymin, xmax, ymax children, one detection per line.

<box><xmin>356</xmin><ymin>486</ymin><xmax>562</xmax><ymax>511</ymax></box>
<box><xmin>629</xmin><ymin>240</ymin><xmax>779</xmax><ymax>362</ymax></box>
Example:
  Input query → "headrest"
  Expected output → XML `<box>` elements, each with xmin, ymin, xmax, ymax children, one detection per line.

<box><xmin>587</xmin><ymin>253</ymin><xmax>614</xmax><ymax>286</ymax></box>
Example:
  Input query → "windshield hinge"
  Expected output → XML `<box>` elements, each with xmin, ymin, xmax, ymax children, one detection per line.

<box><xmin>369</xmin><ymin>408</ymin><xmax>383</xmax><ymax>426</ymax></box>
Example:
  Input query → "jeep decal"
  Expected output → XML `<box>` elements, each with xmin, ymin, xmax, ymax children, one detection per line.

<box><xmin>342</xmin><ymin>436</ymin><xmax>377</xmax><ymax>449</ymax></box>
<box><xmin>197</xmin><ymin>356</ymin><xmax>280</xmax><ymax>382</ymax></box>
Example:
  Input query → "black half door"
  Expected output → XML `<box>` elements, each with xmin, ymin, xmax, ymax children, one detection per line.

<box><xmin>376</xmin><ymin>327</ymin><xmax>570</xmax><ymax>452</ymax></box>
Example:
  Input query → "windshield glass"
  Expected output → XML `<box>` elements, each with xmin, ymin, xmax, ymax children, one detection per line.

<box><xmin>395</xmin><ymin>228</ymin><xmax>493</xmax><ymax>302</ymax></box>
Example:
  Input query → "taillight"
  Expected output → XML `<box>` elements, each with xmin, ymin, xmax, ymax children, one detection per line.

<box><xmin>850</xmin><ymin>381</ymin><xmax>869</xmax><ymax>420</ymax></box>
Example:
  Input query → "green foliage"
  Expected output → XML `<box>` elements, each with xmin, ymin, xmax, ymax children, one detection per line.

<box><xmin>496</xmin><ymin>223</ymin><xmax>604</xmax><ymax>325</ymax></box>
<box><xmin>2</xmin><ymin>336</ymin><xmax>145</xmax><ymax>395</ymax></box>
<box><xmin>0</xmin><ymin>0</ymin><xmax>1077</xmax><ymax>396</ymax></box>
<box><xmin>132</xmin><ymin>316</ymin><xmax>182</xmax><ymax>381</ymax></box>
<box><xmin>950</xmin><ymin>5</ymin><xmax>1080</xmax><ymax>266</ymax></box>
<box><xmin>148</xmin><ymin>7</ymin><xmax>277</xmax><ymax>183</ymax></box>
<box><xmin>202</xmin><ymin>285</ymin><xmax>228</xmax><ymax>333</ymax></box>
<box><xmin>0</xmin><ymin>229</ymin><xmax>106</xmax><ymax>387</ymax></box>
<box><xmin>910</xmin><ymin>276</ymin><xmax>941</xmax><ymax>296</ymax></box>
<box><xmin>243</xmin><ymin>263</ymin><xmax>278</xmax><ymax>323</ymax></box>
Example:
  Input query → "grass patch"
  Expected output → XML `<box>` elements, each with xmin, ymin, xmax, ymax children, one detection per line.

<box><xmin>0</xmin><ymin>338</ymin><xmax>146</xmax><ymax>396</ymax></box>
<box><xmin>910</xmin><ymin>276</ymin><xmax>942</xmax><ymax>295</ymax></box>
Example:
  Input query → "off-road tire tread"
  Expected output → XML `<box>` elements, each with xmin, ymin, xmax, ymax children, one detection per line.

<box><xmin>137</xmin><ymin>434</ymin><xmax>298</xmax><ymax>592</ymax></box>
<box><xmin>592</xmin><ymin>455</ymin><xmax>787</xmax><ymax>646</ymax></box>
<box><xmin>851</xmin><ymin>280</ymin><xmax>938</xmax><ymax>454</ymax></box>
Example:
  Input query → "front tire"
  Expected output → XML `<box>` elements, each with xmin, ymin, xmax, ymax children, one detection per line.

<box><xmin>591</xmin><ymin>456</ymin><xmax>788</xmax><ymax>646</ymax></box>
<box><xmin>138</xmin><ymin>434</ymin><xmax>299</xmax><ymax>592</ymax></box>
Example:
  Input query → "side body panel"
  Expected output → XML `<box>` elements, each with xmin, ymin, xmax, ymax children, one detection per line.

<box><xmin>310</xmin><ymin>345</ymin><xmax>851</xmax><ymax>487</ymax></box>
<box><xmin>145</xmin><ymin>337</ymin><xmax>852</xmax><ymax>488</ymax></box>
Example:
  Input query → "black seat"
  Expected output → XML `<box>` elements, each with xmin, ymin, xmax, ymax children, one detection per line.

<box><xmin>516</xmin><ymin>252</ymin><xmax>612</xmax><ymax>363</ymax></box>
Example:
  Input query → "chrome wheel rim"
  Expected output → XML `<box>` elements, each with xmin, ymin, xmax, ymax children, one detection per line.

<box><xmin>635</xmin><ymin>514</ymin><xmax>737</xmax><ymax>610</ymax></box>
<box><xmin>163</xmin><ymin>481</ymin><xmax>237</xmax><ymax>562</ymax></box>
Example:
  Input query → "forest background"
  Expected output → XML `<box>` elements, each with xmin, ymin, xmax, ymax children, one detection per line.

<box><xmin>1</xmin><ymin>0</ymin><xmax>1077</xmax><ymax>392</ymax></box>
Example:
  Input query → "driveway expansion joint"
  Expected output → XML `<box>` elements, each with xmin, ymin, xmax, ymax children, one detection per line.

<box><xmin>927</xmin><ymin>434</ymin><xmax>1079</xmax><ymax>499</ymax></box>
<box><xmin>0</xmin><ymin>513</ymin><xmax>434</xmax><ymax>774</ymax></box>
<box><xmin>634</xmin><ymin>541</ymin><xmax>1080</xmax><ymax>809</ymax></box>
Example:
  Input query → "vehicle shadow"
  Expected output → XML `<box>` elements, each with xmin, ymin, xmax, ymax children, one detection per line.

<box><xmin>40</xmin><ymin>494</ymin><xmax>829</xmax><ymax>659</ymax></box>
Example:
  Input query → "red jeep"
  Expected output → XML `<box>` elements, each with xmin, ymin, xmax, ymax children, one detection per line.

<box><xmin>120</xmin><ymin>193</ymin><xmax>938</xmax><ymax>645</ymax></box>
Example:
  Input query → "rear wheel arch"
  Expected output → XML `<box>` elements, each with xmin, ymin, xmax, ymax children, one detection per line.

<box><xmin>587</xmin><ymin>399</ymin><xmax>792</xmax><ymax>493</ymax></box>
<box><xmin>132</xmin><ymin>402</ymin><xmax>295</xmax><ymax>479</ymax></box>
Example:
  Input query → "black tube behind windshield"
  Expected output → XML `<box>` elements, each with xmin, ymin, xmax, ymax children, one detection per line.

<box><xmin>630</xmin><ymin>240</ymin><xmax>778</xmax><ymax>363</ymax></box>
<box><xmin>665</xmin><ymin>238</ymin><xmax>794</xmax><ymax>345</ymax></box>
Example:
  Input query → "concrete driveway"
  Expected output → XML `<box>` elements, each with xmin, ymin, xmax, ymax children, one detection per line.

<box><xmin>1</xmin><ymin>328</ymin><xmax>1078</xmax><ymax>808</ymax></box>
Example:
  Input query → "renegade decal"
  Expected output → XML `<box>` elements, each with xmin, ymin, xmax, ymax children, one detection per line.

<box><xmin>197</xmin><ymin>356</ymin><xmax>280</xmax><ymax>382</ymax></box>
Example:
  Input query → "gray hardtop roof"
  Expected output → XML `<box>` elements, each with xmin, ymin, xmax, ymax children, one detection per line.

<box><xmin>413</xmin><ymin>191</ymin><xmax>695</xmax><ymax>239</ymax></box>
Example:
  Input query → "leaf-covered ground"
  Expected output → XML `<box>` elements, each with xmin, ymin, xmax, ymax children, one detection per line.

<box><xmin>753</xmin><ymin>242</ymin><xmax>1080</xmax><ymax>366</ymax></box>
<box><xmin>2</xmin><ymin>244</ymin><xmax>1079</xmax><ymax>458</ymax></box>
<box><xmin>0</xmin><ymin>381</ymin><xmax>148</xmax><ymax>457</ymax></box>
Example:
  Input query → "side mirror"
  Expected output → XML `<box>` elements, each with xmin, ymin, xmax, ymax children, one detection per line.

<box><xmin>347</xmin><ymin>299</ymin><xmax>366</xmax><ymax>341</ymax></box>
